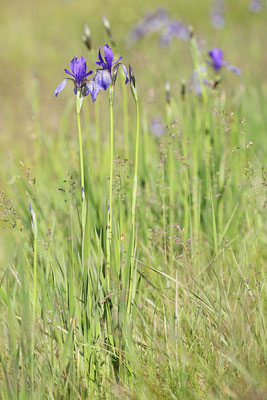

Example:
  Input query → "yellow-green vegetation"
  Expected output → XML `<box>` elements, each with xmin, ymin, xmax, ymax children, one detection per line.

<box><xmin>0</xmin><ymin>0</ymin><xmax>266</xmax><ymax>399</ymax></box>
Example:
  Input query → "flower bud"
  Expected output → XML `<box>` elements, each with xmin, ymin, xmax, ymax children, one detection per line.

<box><xmin>181</xmin><ymin>78</ymin><xmax>186</xmax><ymax>100</ymax></box>
<box><xmin>29</xmin><ymin>203</ymin><xmax>37</xmax><ymax>236</ymax></box>
<box><xmin>129</xmin><ymin>64</ymin><xmax>138</xmax><ymax>102</ymax></box>
<box><xmin>165</xmin><ymin>80</ymin><xmax>171</xmax><ymax>105</ymax></box>
<box><xmin>111</xmin><ymin>64</ymin><xmax>119</xmax><ymax>86</ymax></box>
<box><xmin>102</xmin><ymin>16</ymin><xmax>116</xmax><ymax>48</ymax></box>
<box><xmin>188</xmin><ymin>25</ymin><xmax>194</xmax><ymax>38</ymax></box>
<box><xmin>82</xmin><ymin>24</ymin><xmax>93</xmax><ymax>51</ymax></box>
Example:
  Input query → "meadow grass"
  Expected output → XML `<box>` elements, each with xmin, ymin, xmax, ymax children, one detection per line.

<box><xmin>0</xmin><ymin>1</ymin><xmax>266</xmax><ymax>399</ymax></box>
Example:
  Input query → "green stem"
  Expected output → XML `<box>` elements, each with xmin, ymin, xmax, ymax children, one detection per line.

<box><xmin>107</xmin><ymin>88</ymin><xmax>114</xmax><ymax>290</ymax></box>
<box><xmin>131</xmin><ymin>99</ymin><xmax>140</xmax><ymax>231</ymax></box>
<box><xmin>76</xmin><ymin>93</ymin><xmax>86</xmax><ymax>263</ymax></box>
<box><xmin>33</xmin><ymin>234</ymin><xmax>38</xmax><ymax>315</ymax></box>
<box><xmin>76</xmin><ymin>94</ymin><xmax>85</xmax><ymax>192</ymax></box>
<box><xmin>31</xmin><ymin>230</ymin><xmax>37</xmax><ymax>395</ymax></box>
<box><xmin>122</xmin><ymin>79</ymin><xmax>129</xmax><ymax>158</ymax></box>
<box><xmin>127</xmin><ymin>99</ymin><xmax>140</xmax><ymax>316</ymax></box>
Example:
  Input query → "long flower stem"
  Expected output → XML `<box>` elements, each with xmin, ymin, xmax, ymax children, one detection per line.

<box><xmin>122</xmin><ymin>78</ymin><xmax>129</xmax><ymax>158</ymax></box>
<box><xmin>76</xmin><ymin>95</ymin><xmax>85</xmax><ymax>192</ymax></box>
<box><xmin>127</xmin><ymin>98</ymin><xmax>139</xmax><ymax>316</ymax></box>
<box><xmin>31</xmin><ymin>229</ymin><xmax>37</xmax><ymax>395</ymax></box>
<box><xmin>107</xmin><ymin>88</ymin><xmax>114</xmax><ymax>290</ymax></box>
<box><xmin>131</xmin><ymin>99</ymin><xmax>140</xmax><ymax>234</ymax></box>
<box><xmin>76</xmin><ymin>93</ymin><xmax>86</xmax><ymax>262</ymax></box>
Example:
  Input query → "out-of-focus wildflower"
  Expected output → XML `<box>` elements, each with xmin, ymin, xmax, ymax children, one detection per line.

<box><xmin>249</xmin><ymin>0</ymin><xmax>264</xmax><ymax>13</ymax></box>
<box><xmin>125</xmin><ymin>8</ymin><xmax>168</xmax><ymax>45</ymax></box>
<box><xmin>55</xmin><ymin>57</ymin><xmax>93</xmax><ymax>97</ymax></box>
<box><xmin>88</xmin><ymin>45</ymin><xmax>128</xmax><ymax>102</ymax></box>
<box><xmin>165</xmin><ymin>81</ymin><xmax>171</xmax><ymax>104</ymax></box>
<box><xmin>210</xmin><ymin>0</ymin><xmax>226</xmax><ymax>29</ymax></box>
<box><xmin>190</xmin><ymin>69</ymin><xmax>209</xmax><ymax>96</ymax></box>
<box><xmin>208</xmin><ymin>48</ymin><xmax>241</xmax><ymax>75</ymax></box>
<box><xmin>150</xmin><ymin>117</ymin><xmax>166</xmax><ymax>138</ymax></box>
<box><xmin>159</xmin><ymin>20</ymin><xmax>190</xmax><ymax>46</ymax></box>
<box><xmin>29</xmin><ymin>203</ymin><xmax>37</xmax><ymax>235</ymax></box>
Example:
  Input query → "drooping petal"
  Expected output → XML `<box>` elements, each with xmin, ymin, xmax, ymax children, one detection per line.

<box><xmin>94</xmin><ymin>69</ymin><xmax>111</xmax><ymax>91</ymax></box>
<box><xmin>88</xmin><ymin>81</ymin><xmax>100</xmax><ymax>102</ymax></box>
<box><xmin>227</xmin><ymin>65</ymin><xmax>242</xmax><ymax>75</ymax></box>
<box><xmin>55</xmin><ymin>79</ymin><xmax>67</xmax><ymax>97</ymax></box>
<box><xmin>70</xmin><ymin>57</ymin><xmax>78</xmax><ymax>74</ymax></box>
<box><xmin>103</xmin><ymin>44</ymin><xmax>113</xmax><ymax>71</ymax></box>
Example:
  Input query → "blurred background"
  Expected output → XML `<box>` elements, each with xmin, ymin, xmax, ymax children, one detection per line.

<box><xmin>0</xmin><ymin>0</ymin><xmax>266</xmax><ymax>158</ymax></box>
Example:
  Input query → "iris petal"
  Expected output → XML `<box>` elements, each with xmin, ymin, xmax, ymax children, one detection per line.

<box><xmin>121</xmin><ymin>63</ymin><xmax>129</xmax><ymax>84</ymax></box>
<box><xmin>209</xmin><ymin>48</ymin><xmax>224</xmax><ymax>71</ymax></box>
<box><xmin>84</xmin><ymin>70</ymin><xmax>93</xmax><ymax>78</ymax></box>
<box><xmin>88</xmin><ymin>81</ymin><xmax>100</xmax><ymax>102</ymax></box>
<box><xmin>64</xmin><ymin>69</ymin><xmax>75</xmax><ymax>78</ymax></box>
<box><xmin>94</xmin><ymin>69</ymin><xmax>111</xmax><ymax>91</ymax></box>
<box><xmin>55</xmin><ymin>79</ymin><xmax>67</xmax><ymax>97</ymax></box>
<box><xmin>70</xmin><ymin>57</ymin><xmax>77</xmax><ymax>74</ymax></box>
<box><xmin>103</xmin><ymin>44</ymin><xmax>114</xmax><ymax>72</ymax></box>
<box><xmin>115</xmin><ymin>63</ymin><xmax>129</xmax><ymax>84</ymax></box>
<box><xmin>227</xmin><ymin>65</ymin><xmax>242</xmax><ymax>75</ymax></box>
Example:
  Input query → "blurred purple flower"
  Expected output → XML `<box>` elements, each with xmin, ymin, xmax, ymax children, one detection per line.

<box><xmin>159</xmin><ymin>20</ymin><xmax>190</xmax><ymax>46</ymax></box>
<box><xmin>126</xmin><ymin>8</ymin><xmax>169</xmax><ymax>45</ymax></box>
<box><xmin>55</xmin><ymin>57</ymin><xmax>93</xmax><ymax>97</ymax></box>
<box><xmin>249</xmin><ymin>0</ymin><xmax>264</xmax><ymax>13</ymax></box>
<box><xmin>150</xmin><ymin>117</ymin><xmax>166</xmax><ymax>138</ymax></box>
<box><xmin>210</xmin><ymin>0</ymin><xmax>226</xmax><ymax>29</ymax></box>
<box><xmin>190</xmin><ymin>68</ymin><xmax>209</xmax><ymax>96</ymax></box>
<box><xmin>208</xmin><ymin>48</ymin><xmax>241</xmax><ymax>75</ymax></box>
<box><xmin>88</xmin><ymin>44</ymin><xmax>128</xmax><ymax>102</ymax></box>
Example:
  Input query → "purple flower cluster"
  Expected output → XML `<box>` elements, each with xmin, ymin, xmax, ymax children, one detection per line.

<box><xmin>89</xmin><ymin>45</ymin><xmax>128</xmax><ymax>101</ymax></box>
<box><xmin>249</xmin><ymin>0</ymin><xmax>264</xmax><ymax>13</ymax></box>
<box><xmin>160</xmin><ymin>20</ymin><xmax>190</xmax><ymax>46</ymax></box>
<box><xmin>125</xmin><ymin>7</ymin><xmax>190</xmax><ymax>47</ymax></box>
<box><xmin>126</xmin><ymin>8</ymin><xmax>169</xmax><ymax>45</ymax></box>
<box><xmin>210</xmin><ymin>0</ymin><xmax>226</xmax><ymax>29</ymax></box>
<box><xmin>55</xmin><ymin>45</ymin><xmax>128</xmax><ymax>102</ymax></box>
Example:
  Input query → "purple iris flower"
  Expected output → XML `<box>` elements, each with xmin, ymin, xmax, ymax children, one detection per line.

<box><xmin>210</xmin><ymin>1</ymin><xmax>226</xmax><ymax>29</ymax></box>
<box><xmin>88</xmin><ymin>44</ymin><xmax>129</xmax><ymax>102</ymax></box>
<box><xmin>190</xmin><ymin>69</ymin><xmax>210</xmax><ymax>96</ymax></box>
<box><xmin>159</xmin><ymin>20</ymin><xmax>190</xmax><ymax>46</ymax></box>
<box><xmin>208</xmin><ymin>48</ymin><xmax>241</xmax><ymax>75</ymax></box>
<box><xmin>55</xmin><ymin>56</ymin><xmax>93</xmax><ymax>97</ymax></box>
<box><xmin>249</xmin><ymin>0</ymin><xmax>264</xmax><ymax>13</ymax></box>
